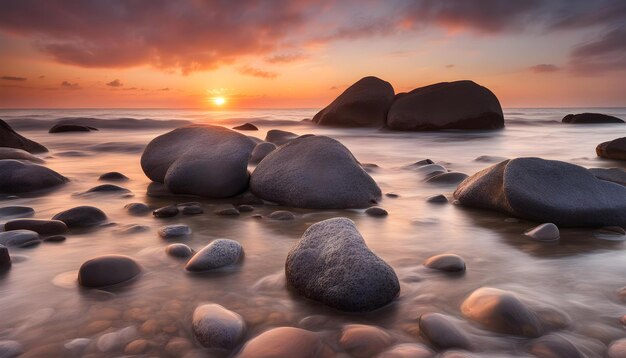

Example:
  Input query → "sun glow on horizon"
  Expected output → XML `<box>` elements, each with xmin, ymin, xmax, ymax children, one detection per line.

<box><xmin>212</xmin><ymin>96</ymin><xmax>226</xmax><ymax>106</ymax></box>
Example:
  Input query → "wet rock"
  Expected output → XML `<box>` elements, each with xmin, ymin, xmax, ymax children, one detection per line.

<box><xmin>264</xmin><ymin>129</ymin><xmax>298</xmax><ymax>146</ymax></box>
<box><xmin>0</xmin><ymin>148</ymin><xmax>44</xmax><ymax>163</ymax></box>
<box><xmin>594</xmin><ymin>226</ymin><xmax>626</xmax><ymax>241</ymax></box>
<box><xmin>339</xmin><ymin>324</ymin><xmax>393</xmax><ymax>358</ymax></box>
<box><xmin>96</xmin><ymin>326</ymin><xmax>137</xmax><ymax>352</ymax></box>
<box><xmin>285</xmin><ymin>217</ymin><xmax>400</xmax><ymax>312</ymax></box>
<box><xmin>525</xmin><ymin>223</ymin><xmax>560</xmax><ymax>242</ymax></box>
<box><xmin>153</xmin><ymin>205</ymin><xmax>179</xmax><ymax>218</ymax></box>
<box><xmin>49</xmin><ymin>124</ymin><xmax>98</xmax><ymax>133</ymax></box>
<box><xmin>377</xmin><ymin>343</ymin><xmax>435</xmax><ymax>358</ymax></box>
<box><xmin>424</xmin><ymin>254</ymin><xmax>466</xmax><ymax>272</ymax></box>
<box><xmin>63</xmin><ymin>338</ymin><xmax>91</xmax><ymax>355</ymax></box>
<box><xmin>165</xmin><ymin>337</ymin><xmax>193</xmax><ymax>357</ymax></box>
<box><xmin>44</xmin><ymin>235</ymin><xmax>66</xmax><ymax>242</ymax></box>
<box><xmin>426</xmin><ymin>172</ymin><xmax>469</xmax><ymax>185</ymax></box>
<box><xmin>597</xmin><ymin>137</ymin><xmax>626</xmax><ymax>161</ymax></box>
<box><xmin>0</xmin><ymin>245</ymin><xmax>10</xmax><ymax>266</ymax></box>
<box><xmin>166</xmin><ymin>243</ymin><xmax>193</xmax><ymax>258</ymax></box>
<box><xmin>454</xmin><ymin>157</ymin><xmax>626</xmax><ymax>227</ymax></box>
<box><xmin>4</xmin><ymin>219</ymin><xmax>67</xmax><ymax>235</ymax></box>
<box><xmin>474</xmin><ymin>155</ymin><xmax>508</xmax><ymax>163</ymax></box>
<box><xmin>413</xmin><ymin>159</ymin><xmax>434</xmax><ymax>166</ymax></box>
<box><xmin>233</xmin><ymin>123</ymin><xmax>258</xmax><ymax>131</ymax></box>
<box><xmin>0</xmin><ymin>118</ymin><xmax>47</xmax><ymax>153</ymax></box>
<box><xmin>0</xmin><ymin>160</ymin><xmax>67</xmax><ymax>193</ymax></box>
<box><xmin>158</xmin><ymin>224</ymin><xmax>192</xmax><ymax>238</ymax></box>
<box><xmin>249</xmin><ymin>142</ymin><xmax>276</xmax><ymax>164</ymax></box>
<box><xmin>608</xmin><ymin>338</ymin><xmax>626</xmax><ymax>358</ymax></box>
<box><xmin>124</xmin><ymin>202</ymin><xmax>151</xmax><ymax>215</ymax></box>
<box><xmin>0</xmin><ymin>206</ymin><xmax>34</xmax><ymax>218</ymax></box>
<box><xmin>192</xmin><ymin>304</ymin><xmax>246</xmax><ymax>349</ymax></box>
<box><xmin>236</xmin><ymin>204</ymin><xmax>254</xmax><ymax>212</ymax></box>
<box><xmin>313</xmin><ymin>76</ymin><xmax>395</xmax><ymax>127</ymax></box>
<box><xmin>0</xmin><ymin>230</ymin><xmax>40</xmax><ymax>247</ymax></box>
<box><xmin>52</xmin><ymin>206</ymin><xmax>107</xmax><ymax>228</ymax></box>
<box><xmin>251</xmin><ymin>136</ymin><xmax>381</xmax><ymax>209</ymax></box>
<box><xmin>215</xmin><ymin>207</ymin><xmax>240</xmax><ymax>216</ymax></box>
<box><xmin>235</xmin><ymin>327</ymin><xmax>332</xmax><ymax>358</ymax></box>
<box><xmin>84</xmin><ymin>184</ymin><xmax>130</xmax><ymax>194</ymax></box>
<box><xmin>365</xmin><ymin>206</ymin><xmax>388</xmax><ymax>217</ymax></box>
<box><xmin>527</xmin><ymin>334</ymin><xmax>583</xmax><ymax>358</ymax></box>
<box><xmin>562</xmin><ymin>113</ymin><xmax>624</xmax><ymax>124</ymax></box>
<box><xmin>182</xmin><ymin>204</ymin><xmax>203</xmax><ymax>215</ymax></box>
<box><xmin>0</xmin><ymin>340</ymin><xmax>23</xmax><ymax>358</ymax></box>
<box><xmin>185</xmin><ymin>239</ymin><xmax>243</xmax><ymax>272</ymax></box>
<box><xmin>427</xmin><ymin>194</ymin><xmax>448</xmax><ymax>203</ymax></box>
<box><xmin>268</xmin><ymin>210</ymin><xmax>295</xmax><ymax>220</ymax></box>
<box><xmin>141</xmin><ymin>125</ymin><xmax>256</xmax><ymax>197</ymax></box>
<box><xmin>385</xmin><ymin>193</ymin><xmax>399</xmax><ymax>198</ymax></box>
<box><xmin>419</xmin><ymin>313</ymin><xmax>471</xmax><ymax>350</ymax></box>
<box><xmin>124</xmin><ymin>339</ymin><xmax>148</xmax><ymax>355</ymax></box>
<box><xmin>98</xmin><ymin>172</ymin><xmax>129</xmax><ymax>181</ymax></box>
<box><xmin>387</xmin><ymin>81</ymin><xmax>504</xmax><ymax>131</ymax></box>
<box><xmin>590</xmin><ymin>167</ymin><xmax>626</xmax><ymax>186</ymax></box>
<box><xmin>78</xmin><ymin>255</ymin><xmax>141</xmax><ymax>287</ymax></box>
<box><xmin>412</xmin><ymin>163</ymin><xmax>447</xmax><ymax>176</ymax></box>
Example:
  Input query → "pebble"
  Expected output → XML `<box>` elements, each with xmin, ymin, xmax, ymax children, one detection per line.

<box><xmin>124</xmin><ymin>203</ymin><xmax>151</xmax><ymax>215</ymax></box>
<box><xmin>0</xmin><ymin>206</ymin><xmax>34</xmax><ymax>218</ymax></box>
<box><xmin>192</xmin><ymin>304</ymin><xmax>246</xmax><ymax>349</ymax></box>
<box><xmin>215</xmin><ymin>207</ymin><xmax>240</xmax><ymax>216</ymax></box>
<box><xmin>4</xmin><ymin>219</ymin><xmax>67</xmax><ymax>235</ymax></box>
<box><xmin>166</xmin><ymin>243</ymin><xmax>193</xmax><ymax>258</ymax></box>
<box><xmin>527</xmin><ymin>334</ymin><xmax>583</xmax><ymax>358</ymax></box>
<box><xmin>158</xmin><ymin>224</ymin><xmax>192</xmax><ymax>238</ymax></box>
<box><xmin>235</xmin><ymin>327</ymin><xmax>332</xmax><ymax>358</ymax></box>
<box><xmin>426</xmin><ymin>194</ymin><xmax>448</xmax><ymax>203</ymax></box>
<box><xmin>424</xmin><ymin>254</ymin><xmax>466</xmax><ymax>272</ymax></box>
<box><xmin>419</xmin><ymin>313</ymin><xmax>471</xmax><ymax>350</ymax></box>
<box><xmin>63</xmin><ymin>338</ymin><xmax>91</xmax><ymax>355</ymax></box>
<box><xmin>236</xmin><ymin>204</ymin><xmax>254</xmax><ymax>212</ymax></box>
<box><xmin>339</xmin><ymin>324</ymin><xmax>393</xmax><ymax>358</ymax></box>
<box><xmin>84</xmin><ymin>184</ymin><xmax>131</xmax><ymax>193</ymax></box>
<box><xmin>78</xmin><ymin>255</ymin><xmax>141</xmax><ymax>288</ymax></box>
<box><xmin>124</xmin><ymin>339</ymin><xmax>148</xmax><ymax>355</ymax></box>
<box><xmin>185</xmin><ymin>239</ymin><xmax>244</xmax><ymax>272</ymax></box>
<box><xmin>165</xmin><ymin>337</ymin><xmax>193</xmax><ymax>357</ymax></box>
<box><xmin>182</xmin><ymin>205</ymin><xmax>203</xmax><ymax>215</ymax></box>
<box><xmin>0</xmin><ymin>230</ymin><xmax>41</xmax><ymax>247</ymax></box>
<box><xmin>385</xmin><ymin>193</ymin><xmax>399</xmax><ymax>198</ymax></box>
<box><xmin>377</xmin><ymin>343</ymin><xmax>434</xmax><ymax>358</ymax></box>
<box><xmin>153</xmin><ymin>205</ymin><xmax>179</xmax><ymax>218</ymax></box>
<box><xmin>525</xmin><ymin>223</ymin><xmax>560</xmax><ymax>242</ymax></box>
<box><xmin>608</xmin><ymin>338</ymin><xmax>626</xmax><ymax>358</ymax></box>
<box><xmin>98</xmin><ymin>172</ymin><xmax>129</xmax><ymax>181</ymax></box>
<box><xmin>365</xmin><ymin>206</ymin><xmax>388</xmax><ymax>217</ymax></box>
<box><xmin>52</xmin><ymin>206</ymin><xmax>107</xmax><ymax>228</ymax></box>
<box><xmin>268</xmin><ymin>210</ymin><xmax>295</xmax><ymax>220</ymax></box>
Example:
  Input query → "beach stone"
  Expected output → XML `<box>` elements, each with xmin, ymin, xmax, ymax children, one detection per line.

<box><xmin>268</xmin><ymin>210</ymin><xmax>295</xmax><ymax>220</ymax></box>
<box><xmin>339</xmin><ymin>324</ymin><xmax>393</xmax><ymax>358</ymax></box>
<box><xmin>192</xmin><ymin>304</ymin><xmax>246</xmax><ymax>349</ymax></box>
<box><xmin>0</xmin><ymin>230</ymin><xmax>40</xmax><ymax>247</ymax></box>
<box><xmin>233</xmin><ymin>123</ymin><xmax>258</xmax><ymax>131</ymax></box>
<box><xmin>166</xmin><ymin>243</ymin><xmax>193</xmax><ymax>258</ymax></box>
<box><xmin>0</xmin><ymin>245</ymin><xmax>10</xmax><ymax>266</ymax></box>
<box><xmin>413</xmin><ymin>159</ymin><xmax>434</xmax><ymax>166</ymax></box>
<box><xmin>44</xmin><ymin>235</ymin><xmax>66</xmax><ymax>242</ymax></box>
<box><xmin>249</xmin><ymin>142</ymin><xmax>276</xmax><ymax>164</ymax></box>
<box><xmin>285</xmin><ymin>217</ymin><xmax>400</xmax><ymax>312</ymax></box>
<box><xmin>387</xmin><ymin>81</ymin><xmax>504</xmax><ymax>131</ymax></box>
<box><xmin>251</xmin><ymin>136</ymin><xmax>381</xmax><ymax>209</ymax></box>
<box><xmin>215</xmin><ymin>207</ymin><xmax>240</xmax><ymax>216</ymax></box>
<box><xmin>235</xmin><ymin>327</ymin><xmax>332</xmax><ymax>358</ymax></box>
<box><xmin>49</xmin><ymin>124</ymin><xmax>98</xmax><ymax>133</ymax></box>
<box><xmin>424</xmin><ymin>254</ymin><xmax>466</xmax><ymax>272</ymax></box>
<box><xmin>426</xmin><ymin>172</ymin><xmax>469</xmax><ymax>185</ymax></box>
<box><xmin>141</xmin><ymin>125</ymin><xmax>256</xmax><ymax>197</ymax></box>
<box><xmin>528</xmin><ymin>334</ymin><xmax>583</xmax><ymax>358</ymax></box>
<box><xmin>412</xmin><ymin>163</ymin><xmax>447</xmax><ymax>176</ymax></box>
<box><xmin>124</xmin><ymin>339</ymin><xmax>148</xmax><ymax>355</ymax></box>
<box><xmin>562</xmin><ymin>113</ymin><xmax>624</xmax><ymax>124</ymax></box>
<box><xmin>0</xmin><ymin>118</ymin><xmax>47</xmax><ymax>153</ymax></box>
<box><xmin>525</xmin><ymin>223</ymin><xmax>560</xmax><ymax>242</ymax></box>
<box><xmin>98</xmin><ymin>172</ymin><xmax>129</xmax><ymax>181</ymax></box>
<box><xmin>461</xmin><ymin>287</ymin><xmax>543</xmax><ymax>337</ymax></box>
<box><xmin>313</xmin><ymin>76</ymin><xmax>395</xmax><ymax>127</ymax></box>
<box><xmin>0</xmin><ymin>160</ymin><xmax>66</xmax><ymax>193</ymax></box>
<box><xmin>185</xmin><ymin>239</ymin><xmax>243</xmax><ymax>272</ymax></box>
<box><xmin>597</xmin><ymin>137</ymin><xmax>626</xmax><ymax>161</ymax></box>
<box><xmin>590</xmin><ymin>168</ymin><xmax>626</xmax><ymax>186</ymax></box>
<box><xmin>594</xmin><ymin>226</ymin><xmax>626</xmax><ymax>241</ymax></box>
<box><xmin>236</xmin><ymin>204</ymin><xmax>254</xmax><ymax>212</ymax></box>
<box><xmin>153</xmin><ymin>205</ymin><xmax>179</xmax><ymax>218</ymax></box>
<box><xmin>608</xmin><ymin>338</ymin><xmax>626</xmax><ymax>358</ymax></box>
<box><xmin>264</xmin><ymin>129</ymin><xmax>298</xmax><ymax>146</ymax></box>
<box><xmin>182</xmin><ymin>204</ymin><xmax>203</xmax><ymax>215</ymax></box>
<box><xmin>0</xmin><ymin>206</ymin><xmax>34</xmax><ymax>218</ymax></box>
<box><xmin>165</xmin><ymin>337</ymin><xmax>193</xmax><ymax>357</ymax></box>
<box><xmin>365</xmin><ymin>206</ymin><xmax>388</xmax><ymax>217</ymax></box>
<box><xmin>4</xmin><ymin>219</ymin><xmax>67</xmax><ymax>235</ymax></box>
<box><xmin>0</xmin><ymin>148</ymin><xmax>44</xmax><ymax>163</ymax></box>
<box><xmin>454</xmin><ymin>157</ymin><xmax>626</xmax><ymax>227</ymax></box>
<box><xmin>124</xmin><ymin>202</ymin><xmax>151</xmax><ymax>215</ymax></box>
<box><xmin>78</xmin><ymin>255</ymin><xmax>141</xmax><ymax>287</ymax></box>
<box><xmin>52</xmin><ymin>206</ymin><xmax>107</xmax><ymax>228</ymax></box>
<box><xmin>377</xmin><ymin>343</ymin><xmax>435</xmax><ymax>358</ymax></box>
<box><xmin>474</xmin><ymin>155</ymin><xmax>508</xmax><ymax>163</ymax></box>
<box><xmin>419</xmin><ymin>313</ymin><xmax>471</xmax><ymax>350</ymax></box>
<box><xmin>158</xmin><ymin>224</ymin><xmax>191</xmax><ymax>238</ymax></box>
<box><xmin>84</xmin><ymin>184</ymin><xmax>130</xmax><ymax>194</ymax></box>
<box><xmin>427</xmin><ymin>194</ymin><xmax>448</xmax><ymax>203</ymax></box>
<box><xmin>386</xmin><ymin>193</ymin><xmax>399</xmax><ymax>198</ymax></box>
<box><xmin>0</xmin><ymin>340</ymin><xmax>23</xmax><ymax>358</ymax></box>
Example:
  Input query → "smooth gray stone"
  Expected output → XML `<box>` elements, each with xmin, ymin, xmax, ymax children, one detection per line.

<box><xmin>424</xmin><ymin>254</ymin><xmax>466</xmax><ymax>272</ymax></box>
<box><xmin>525</xmin><ymin>223</ymin><xmax>560</xmax><ymax>242</ymax></box>
<box><xmin>377</xmin><ymin>343</ymin><xmax>434</xmax><ymax>358</ymax></box>
<box><xmin>365</xmin><ymin>206</ymin><xmax>388</xmax><ymax>217</ymax></box>
<box><xmin>264</xmin><ymin>129</ymin><xmax>298</xmax><ymax>146</ymax></box>
<box><xmin>84</xmin><ymin>184</ymin><xmax>130</xmax><ymax>193</ymax></box>
<box><xmin>78</xmin><ymin>255</ymin><xmax>141</xmax><ymax>287</ymax></box>
<box><xmin>0</xmin><ymin>118</ymin><xmax>47</xmax><ymax>153</ymax></box>
<box><xmin>165</xmin><ymin>243</ymin><xmax>193</xmax><ymax>258</ymax></box>
<box><xmin>527</xmin><ymin>334</ymin><xmax>583</xmax><ymax>358</ymax></box>
<box><xmin>192</xmin><ymin>304</ymin><xmax>246</xmax><ymax>349</ymax></box>
<box><xmin>0</xmin><ymin>206</ymin><xmax>34</xmax><ymax>218</ymax></box>
<box><xmin>0</xmin><ymin>230</ymin><xmax>40</xmax><ymax>247</ymax></box>
<box><xmin>249</xmin><ymin>142</ymin><xmax>276</xmax><ymax>164</ymax></box>
<box><xmin>214</xmin><ymin>207</ymin><xmax>240</xmax><ymax>216</ymax></box>
<box><xmin>0</xmin><ymin>160</ymin><xmax>66</xmax><ymax>193</ymax></box>
<box><xmin>185</xmin><ymin>239</ymin><xmax>243</xmax><ymax>272</ymax></box>
<box><xmin>236</xmin><ymin>205</ymin><xmax>254</xmax><ymax>212</ymax></box>
<box><xmin>52</xmin><ymin>206</ymin><xmax>107</xmax><ymax>228</ymax></box>
<box><xmin>419</xmin><ymin>313</ymin><xmax>471</xmax><ymax>349</ymax></box>
<box><xmin>268</xmin><ymin>210</ymin><xmax>295</xmax><ymax>220</ymax></box>
<box><xmin>4</xmin><ymin>219</ymin><xmax>67</xmax><ymax>235</ymax></box>
<box><xmin>49</xmin><ymin>124</ymin><xmax>98</xmax><ymax>133</ymax></box>
<box><xmin>158</xmin><ymin>224</ymin><xmax>191</xmax><ymax>238</ymax></box>
<box><xmin>153</xmin><ymin>205</ymin><xmax>179</xmax><ymax>218</ymax></box>
<box><xmin>124</xmin><ymin>203</ymin><xmax>151</xmax><ymax>215</ymax></box>
<box><xmin>285</xmin><ymin>217</ymin><xmax>399</xmax><ymax>312</ymax></box>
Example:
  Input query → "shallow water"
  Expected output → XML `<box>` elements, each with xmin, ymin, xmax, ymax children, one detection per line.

<box><xmin>0</xmin><ymin>108</ymin><xmax>625</xmax><ymax>357</ymax></box>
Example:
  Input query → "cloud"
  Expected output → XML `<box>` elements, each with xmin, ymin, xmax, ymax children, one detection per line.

<box><xmin>158</xmin><ymin>87</ymin><xmax>170</xmax><ymax>91</ymax></box>
<box><xmin>1</xmin><ymin>76</ymin><xmax>27</xmax><ymax>81</ymax></box>
<box><xmin>529</xmin><ymin>64</ymin><xmax>560</xmax><ymax>73</ymax></box>
<box><xmin>568</xmin><ymin>26</ymin><xmax>626</xmax><ymax>75</ymax></box>
<box><xmin>265</xmin><ymin>52</ymin><xmax>309</xmax><ymax>64</ymax></box>
<box><xmin>106</xmin><ymin>79</ymin><xmax>123</xmax><ymax>87</ymax></box>
<box><xmin>237</xmin><ymin>65</ymin><xmax>278</xmax><ymax>79</ymax></box>
<box><xmin>445</xmin><ymin>64</ymin><xmax>455</xmax><ymax>69</ymax></box>
<box><xmin>61</xmin><ymin>81</ymin><xmax>80</xmax><ymax>89</ymax></box>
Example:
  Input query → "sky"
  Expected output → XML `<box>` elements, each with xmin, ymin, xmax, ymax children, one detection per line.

<box><xmin>0</xmin><ymin>0</ymin><xmax>625</xmax><ymax>109</ymax></box>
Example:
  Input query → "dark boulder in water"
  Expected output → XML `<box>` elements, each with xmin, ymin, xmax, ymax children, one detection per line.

<box><xmin>597</xmin><ymin>137</ymin><xmax>626</xmax><ymax>161</ymax></box>
<box><xmin>0</xmin><ymin>244</ymin><xmax>10</xmax><ymax>267</ymax></box>
<box><xmin>387</xmin><ymin>81</ymin><xmax>504</xmax><ymax>131</ymax></box>
<box><xmin>52</xmin><ymin>206</ymin><xmax>107</xmax><ymax>228</ymax></box>
<box><xmin>365</xmin><ymin>206</ymin><xmax>388</xmax><ymax>217</ymax></box>
<box><xmin>49</xmin><ymin>124</ymin><xmax>98</xmax><ymax>133</ymax></box>
<box><xmin>454</xmin><ymin>157</ymin><xmax>626</xmax><ymax>227</ymax></box>
<box><xmin>250</xmin><ymin>136</ymin><xmax>381</xmax><ymax>209</ymax></box>
<box><xmin>98</xmin><ymin>172</ymin><xmax>129</xmax><ymax>181</ymax></box>
<box><xmin>0</xmin><ymin>119</ymin><xmax>48</xmax><ymax>153</ymax></box>
<box><xmin>78</xmin><ymin>255</ymin><xmax>141</xmax><ymax>287</ymax></box>
<box><xmin>0</xmin><ymin>206</ymin><xmax>34</xmax><ymax>218</ymax></box>
<box><xmin>0</xmin><ymin>148</ymin><xmax>44</xmax><ymax>163</ymax></box>
<box><xmin>4</xmin><ymin>219</ymin><xmax>67</xmax><ymax>235</ymax></box>
<box><xmin>313</xmin><ymin>76</ymin><xmax>395</xmax><ymax>127</ymax></box>
<box><xmin>264</xmin><ymin>129</ymin><xmax>298</xmax><ymax>146</ymax></box>
<box><xmin>419</xmin><ymin>313</ymin><xmax>472</xmax><ymax>350</ymax></box>
<box><xmin>141</xmin><ymin>125</ymin><xmax>256</xmax><ymax>198</ymax></box>
<box><xmin>0</xmin><ymin>160</ymin><xmax>67</xmax><ymax>193</ymax></box>
<box><xmin>249</xmin><ymin>142</ymin><xmax>276</xmax><ymax>165</ymax></box>
<box><xmin>562</xmin><ymin>113</ymin><xmax>624</xmax><ymax>124</ymax></box>
<box><xmin>232</xmin><ymin>123</ymin><xmax>258</xmax><ymax>131</ymax></box>
<box><xmin>285</xmin><ymin>217</ymin><xmax>400</xmax><ymax>312</ymax></box>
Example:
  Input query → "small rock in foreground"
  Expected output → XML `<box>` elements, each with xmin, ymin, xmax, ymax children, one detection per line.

<box><xmin>424</xmin><ymin>254</ymin><xmax>466</xmax><ymax>272</ymax></box>
<box><xmin>524</xmin><ymin>223</ymin><xmax>560</xmax><ymax>242</ymax></box>
<box><xmin>185</xmin><ymin>239</ymin><xmax>243</xmax><ymax>272</ymax></box>
<box><xmin>52</xmin><ymin>206</ymin><xmax>107</xmax><ymax>228</ymax></box>
<box><xmin>192</xmin><ymin>304</ymin><xmax>246</xmax><ymax>349</ymax></box>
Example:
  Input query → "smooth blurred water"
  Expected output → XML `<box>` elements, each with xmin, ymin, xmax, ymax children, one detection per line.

<box><xmin>0</xmin><ymin>108</ymin><xmax>625</xmax><ymax>357</ymax></box>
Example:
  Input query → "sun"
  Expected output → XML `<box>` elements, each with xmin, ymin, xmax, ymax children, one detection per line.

<box><xmin>212</xmin><ymin>96</ymin><xmax>226</xmax><ymax>106</ymax></box>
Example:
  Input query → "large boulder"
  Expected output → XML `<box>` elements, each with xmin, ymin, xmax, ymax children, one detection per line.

<box><xmin>285</xmin><ymin>217</ymin><xmax>400</xmax><ymax>312</ymax></box>
<box><xmin>313</xmin><ymin>76</ymin><xmax>395</xmax><ymax>127</ymax></box>
<box><xmin>597</xmin><ymin>137</ymin><xmax>626</xmax><ymax>161</ymax></box>
<box><xmin>140</xmin><ymin>125</ymin><xmax>256</xmax><ymax>197</ymax></box>
<box><xmin>49</xmin><ymin>124</ymin><xmax>98</xmax><ymax>133</ymax></box>
<box><xmin>453</xmin><ymin>157</ymin><xmax>626</xmax><ymax>227</ymax></box>
<box><xmin>250</xmin><ymin>136</ymin><xmax>381</xmax><ymax>209</ymax></box>
<box><xmin>0</xmin><ymin>119</ymin><xmax>47</xmax><ymax>153</ymax></box>
<box><xmin>562</xmin><ymin>113</ymin><xmax>624</xmax><ymax>124</ymax></box>
<box><xmin>78</xmin><ymin>255</ymin><xmax>141</xmax><ymax>287</ymax></box>
<box><xmin>0</xmin><ymin>160</ymin><xmax>67</xmax><ymax>193</ymax></box>
<box><xmin>387</xmin><ymin>80</ymin><xmax>504</xmax><ymax>131</ymax></box>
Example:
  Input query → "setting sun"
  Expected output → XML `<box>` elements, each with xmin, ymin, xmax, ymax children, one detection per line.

<box><xmin>212</xmin><ymin>96</ymin><xmax>226</xmax><ymax>106</ymax></box>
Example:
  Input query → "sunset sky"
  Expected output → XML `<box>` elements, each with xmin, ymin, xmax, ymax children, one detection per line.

<box><xmin>0</xmin><ymin>0</ymin><xmax>625</xmax><ymax>109</ymax></box>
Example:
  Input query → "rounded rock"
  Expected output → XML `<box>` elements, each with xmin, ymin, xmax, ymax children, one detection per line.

<box><xmin>153</xmin><ymin>205</ymin><xmax>179</xmax><ymax>218</ymax></box>
<box><xmin>78</xmin><ymin>255</ymin><xmax>141</xmax><ymax>287</ymax></box>
<box><xmin>419</xmin><ymin>313</ymin><xmax>471</xmax><ymax>350</ymax></box>
<box><xmin>0</xmin><ymin>206</ymin><xmax>34</xmax><ymax>218</ymax></box>
<box><xmin>249</xmin><ymin>142</ymin><xmax>277</xmax><ymax>164</ymax></box>
<box><xmin>528</xmin><ymin>334</ymin><xmax>583</xmax><ymax>358</ymax></box>
<box><xmin>192</xmin><ymin>304</ymin><xmax>246</xmax><ymax>349</ymax></box>
<box><xmin>0</xmin><ymin>245</ymin><xmax>10</xmax><ymax>266</ymax></box>
<box><xmin>376</xmin><ymin>343</ymin><xmax>434</xmax><ymax>358</ymax></box>
<box><xmin>98</xmin><ymin>172</ymin><xmax>129</xmax><ymax>181</ymax></box>
<box><xmin>268</xmin><ymin>210</ymin><xmax>295</xmax><ymax>220</ymax></box>
<box><xmin>235</xmin><ymin>327</ymin><xmax>331</xmax><ymax>358</ymax></box>
<box><xmin>427</xmin><ymin>194</ymin><xmax>448</xmax><ymax>203</ymax></box>
<box><xmin>166</xmin><ymin>243</ymin><xmax>193</xmax><ymax>258</ymax></box>
<box><xmin>365</xmin><ymin>206</ymin><xmax>388</xmax><ymax>217</ymax></box>
<box><xmin>124</xmin><ymin>202</ymin><xmax>151</xmax><ymax>215</ymax></box>
<box><xmin>608</xmin><ymin>338</ymin><xmax>626</xmax><ymax>358</ymax></box>
<box><xmin>215</xmin><ymin>207</ymin><xmax>240</xmax><ymax>216</ymax></box>
<box><xmin>49</xmin><ymin>124</ymin><xmax>97</xmax><ymax>133</ymax></box>
<box><xmin>0</xmin><ymin>160</ymin><xmax>66</xmax><ymax>193</ymax></box>
<box><xmin>4</xmin><ymin>219</ymin><xmax>67</xmax><ymax>235</ymax></box>
<box><xmin>233</xmin><ymin>123</ymin><xmax>258</xmax><ymax>131</ymax></box>
<box><xmin>52</xmin><ymin>206</ymin><xmax>107</xmax><ymax>228</ymax></box>
<box><xmin>0</xmin><ymin>340</ymin><xmax>23</xmax><ymax>358</ymax></box>
<box><xmin>264</xmin><ymin>129</ymin><xmax>298</xmax><ymax>146</ymax></box>
<box><xmin>525</xmin><ymin>223</ymin><xmax>560</xmax><ymax>242</ymax></box>
<box><xmin>0</xmin><ymin>230</ymin><xmax>40</xmax><ymax>247</ymax></box>
<box><xmin>339</xmin><ymin>324</ymin><xmax>393</xmax><ymax>358</ymax></box>
<box><xmin>0</xmin><ymin>118</ymin><xmax>47</xmax><ymax>153</ymax></box>
<box><xmin>236</xmin><ymin>204</ymin><xmax>254</xmax><ymax>212</ymax></box>
<box><xmin>158</xmin><ymin>224</ymin><xmax>192</xmax><ymax>238</ymax></box>
<box><xmin>185</xmin><ymin>239</ymin><xmax>243</xmax><ymax>272</ymax></box>
<box><xmin>182</xmin><ymin>205</ymin><xmax>203</xmax><ymax>215</ymax></box>
<box><xmin>424</xmin><ymin>254</ymin><xmax>466</xmax><ymax>272</ymax></box>
<box><xmin>563</xmin><ymin>113</ymin><xmax>624</xmax><ymax>124</ymax></box>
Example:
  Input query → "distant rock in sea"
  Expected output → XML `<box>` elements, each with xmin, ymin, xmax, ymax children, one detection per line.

<box><xmin>232</xmin><ymin>123</ymin><xmax>258</xmax><ymax>131</ymax></box>
<box><xmin>0</xmin><ymin>160</ymin><xmax>67</xmax><ymax>193</ymax></box>
<box><xmin>387</xmin><ymin>80</ymin><xmax>504</xmax><ymax>131</ymax></box>
<box><xmin>49</xmin><ymin>124</ymin><xmax>98</xmax><ymax>133</ymax></box>
<box><xmin>562</xmin><ymin>113</ymin><xmax>624</xmax><ymax>124</ymax></box>
<box><xmin>98</xmin><ymin>172</ymin><xmax>129</xmax><ymax>181</ymax></box>
<box><xmin>0</xmin><ymin>118</ymin><xmax>48</xmax><ymax>153</ymax></box>
<box><xmin>313</xmin><ymin>76</ymin><xmax>395</xmax><ymax>127</ymax></box>
<box><xmin>597</xmin><ymin>137</ymin><xmax>626</xmax><ymax>161</ymax></box>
